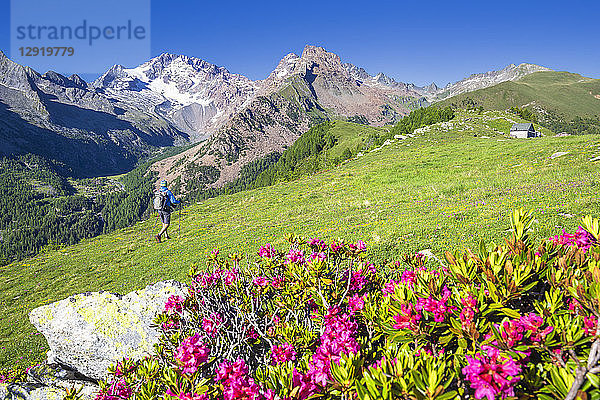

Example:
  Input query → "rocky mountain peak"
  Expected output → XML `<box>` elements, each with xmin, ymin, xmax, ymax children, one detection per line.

<box><xmin>301</xmin><ymin>45</ymin><xmax>345</xmax><ymax>75</ymax></box>
<box><xmin>42</xmin><ymin>71</ymin><xmax>88</xmax><ymax>89</ymax></box>
<box><xmin>343</xmin><ymin>63</ymin><xmax>371</xmax><ymax>81</ymax></box>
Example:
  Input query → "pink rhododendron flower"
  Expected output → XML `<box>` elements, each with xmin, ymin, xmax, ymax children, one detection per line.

<box><xmin>259</xmin><ymin>243</ymin><xmax>276</xmax><ymax>258</ymax></box>
<box><xmin>252</xmin><ymin>276</ymin><xmax>269</xmax><ymax>287</ymax></box>
<box><xmin>393</xmin><ymin>303</ymin><xmax>421</xmax><ymax>332</ymax></box>
<box><xmin>292</xmin><ymin>368</ymin><xmax>320</xmax><ymax>400</ymax></box>
<box><xmin>401</xmin><ymin>270</ymin><xmax>417</xmax><ymax>287</ymax></box>
<box><xmin>161</xmin><ymin>319</ymin><xmax>179</xmax><ymax>331</ymax></box>
<box><xmin>164</xmin><ymin>295</ymin><xmax>184</xmax><ymax>314</ymax></box>
<box><xmin>223</xmin><ymin>269</ymin><xmax>238</xmax><ymax>286</ymax></box>
<box><xmin>585</xmin><ymin>316</ymin><xmax>598</xmax><ymax>336</ymax></box>
<box><xmin>175</xmin><ymin>334</ymin><xmax>210</xmax><ymax>375</ymax></box>
<box><xmin>550</xmin><ymin>227</ymin><xmax>596</xmax><ymax>252</ymax></box>
<box><xmin>310</xmin><ymin>251</ymin><xmax>327</xmax><ymax>262</ymax></box>
<box><xmin>329</xmin><ymin>241</ymin><xmax>343</xmax><ymax>253</ymax></box>
<box><xmin>215</xmin><ymin>359</ymin><xmax>262</xmax><ymax>400</ymax></box>
<box><xmin>97</xmin><ymin>378</ymin><xmax>133</xmax><ymax>400</ymax></box>
<box><xmin>349</xmin><ymin>270</ymin><xmax>367</xmax><ymax>291</ymax></box>
<box><xmin>202</xmin><ymin>313</ymin><xmax>222</xmax><ymax>338</ymax></box>
<box><xmin>348</xmin><ymin>294</ymin><xmax>365</xmax><ymax>313</ymax></box>
<box><xmin>416</xmin><ymin>286</ymin><xmax>456</xmax><ymax>322</ymax></box>
<box><xmin>348</xmin><ymin>240</ymin><xmax>367</xmax><ymax>252</ymax></box>
<box><xmin>307</xmin><ymin>238</ymin><xmax>326</xmax><ymax>251</ymax></box>
<box><xmin>382</xmin><ymin>279</ymin><xmax>401</xmax><ymax>296</ymax></box>
<box><xmin>286</xmin><ymin>249</ymin><xmax>306</xmax><ymax>265</ymax></box>
<box><xmin>271</xmin><ymin>342</ymin><xmax>296</xmax><ymax>364</ymax></box>
<box><xmin>520</xmin><ymin>313</ymin><xmax>553</xmax><ymax>342</ymax></box>
<box><xmin>270</xmin><ymin>275</ymin><xmax>284</xmax><ymax>289</ymax></box>
<box><xmin>306</xmin><ymin>308</ymin><xmax>360</xmax><ymax>387</ymax></box>
<box><xmin>462</xmin><ymin>346</ymin><xmax>521</xmax><ymax>400</ymax></box>
<box><xmin>459</xmin><ymin>295</ymin><xmax>478</xmax><ymax>329</ymax></box>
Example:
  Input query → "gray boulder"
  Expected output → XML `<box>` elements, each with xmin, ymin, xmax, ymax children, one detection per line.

<box><xmin>29</xmin><ymin>281</ymin><xmax>186</xmax><ymax>380</ymax></box>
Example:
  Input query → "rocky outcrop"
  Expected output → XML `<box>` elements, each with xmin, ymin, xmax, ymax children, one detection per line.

<box><xmin>29</xmin><ymin>280</ymin><xmax>186</xmax><ymax>381</ymax></box>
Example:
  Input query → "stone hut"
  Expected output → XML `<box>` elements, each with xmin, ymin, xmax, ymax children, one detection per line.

<box><xmin>510</xmin><ymin>123</ymin><xmax>538</xmax><ymax>138</ymax></box>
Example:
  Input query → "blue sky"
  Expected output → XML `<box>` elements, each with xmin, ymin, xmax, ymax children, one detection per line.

<box><xmin>1</xmin><ymin>0</ymin><xmax>598</xmax><ymax>86</ymax></box>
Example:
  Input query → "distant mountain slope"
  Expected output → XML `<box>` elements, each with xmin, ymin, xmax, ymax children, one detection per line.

<box><xmin>342</xmin><ymin>62</ymin><xmax>550</xmax><ymax>103</ymax></box>
<box><xmin>429</xmin><ymin>63</ymin><xmax>551</xmax><ymax>101</ymax></box>
<box><xmin>152</xmin><ymin>45</ymin><xmax>419</xmax><ymax>191</ymax></box>
<box><xmin>93</xmin><ymin>53</ymin><xmax>259</xmax><ymax>141</ymax></box>
<box><xmin>435</xmin><ymin>71</ymin><xmax>600</xmax><ymax>132</ymax></box>
<box><xmin>0</xmin><ymin>51</ymin><xmax>187</xmax><ymax>177</ymax></box>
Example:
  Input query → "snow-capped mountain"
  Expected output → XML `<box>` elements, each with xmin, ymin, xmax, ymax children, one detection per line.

<box><xmin>93</xmin><ymin>53</ymin><xmax>259</xmax><ymax>141</ymax></box>
<box><xmin>0</xmin><ymin>50</ymin><xmax>186</xmax><ymax>177</ymax></box>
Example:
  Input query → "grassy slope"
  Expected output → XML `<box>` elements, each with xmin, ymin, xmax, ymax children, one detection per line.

<box><xmin>2</xmin><ymin>110</ymin><xmax>600</xmax><ymax>368</ymax></box>
<box><xmin>437</xmin><ymin>71</ymin><xmax>600</xmax><ymax>118</ymax></box>
<box><xmin>325</xmin><ymin>121</ymin><xmax>387</xmax><ymax>159</ymax></box>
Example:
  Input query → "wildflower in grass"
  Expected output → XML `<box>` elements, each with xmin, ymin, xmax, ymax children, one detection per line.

<box><xmin>271</xmin><ymin>342</ymin><xmax>296</xmax><ymax>364</ymax></box>
<box><xmin>393</xmin><ymin>303</ymin><xmax>421</xmax><ymax>332</ymax></box>
<box><xmin>286</xmin><ymin>249</ymin><xmax>305</xmax><ymax>265</ymax></box>
<box><xmin>211</xmin><ymin>248</ymin><xmax>219</xmax><ymax>257</ymax></box>
<box><xmin>462</xmin><ymin>346</ymin><xmax>521</xmax><ymax>400</ymax></box>
<box><xmin>258</xmin><ymin>243</ymin><xmax>276</xmax><ymax>258</ymax></box>
<box><xmin>164</xmin><ymin>295</ymin><xmax>184</xmax><ymax>314</ymax></box>
<box><xmin>175</xmin><ymin>334</ymin><xmax>210</xmax><ymax>375</ymax></box>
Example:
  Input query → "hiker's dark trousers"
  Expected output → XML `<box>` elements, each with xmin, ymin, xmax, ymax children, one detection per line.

<box><xmin>159</xmin><ymin>210</ymin><xmax>171</xmax><ymax>225</ymax></box>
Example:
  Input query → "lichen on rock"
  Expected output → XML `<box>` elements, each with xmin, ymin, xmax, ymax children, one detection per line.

<box><xmin>29</xmin><ymin>280</ymin><xmax>186</xmax><ymax>380</ymax></box>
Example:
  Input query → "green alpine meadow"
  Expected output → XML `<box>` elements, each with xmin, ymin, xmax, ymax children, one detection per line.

<box><xmin>2</xmin><ymin>109</ymin><xmax>599</xmax><ymax>376</ymax></box>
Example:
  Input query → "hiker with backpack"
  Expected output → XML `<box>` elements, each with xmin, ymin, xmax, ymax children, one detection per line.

<box><xmin>153</xmin><ymin>180</ymin><xmax>180</xmax><ymax>243</ymax></box>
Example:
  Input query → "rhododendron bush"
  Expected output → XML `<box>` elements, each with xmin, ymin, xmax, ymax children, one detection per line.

<box><xmin>97</xmin><ymin>211</ymin><xmax>600</xmax><ymax>400</ymax></box>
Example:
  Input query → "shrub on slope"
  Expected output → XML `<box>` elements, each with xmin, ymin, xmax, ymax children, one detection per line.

<box><xmin>86</xmin><ymin>210</ymin><xmax>600</xmax><ymax>400</ymax></box>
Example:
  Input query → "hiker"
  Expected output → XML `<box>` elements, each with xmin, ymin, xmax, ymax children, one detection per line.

<box><xmin>154</xmin><ymin>180</ymin><xmax>180</xmax><ymax>243</ymax></box>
